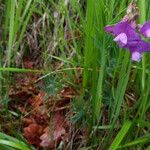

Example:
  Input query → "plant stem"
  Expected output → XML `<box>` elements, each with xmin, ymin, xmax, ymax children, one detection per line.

<box><xmin>138</xmin><ymin>0</ymin><xmax>146</xmax><ymax>91</ymax></box>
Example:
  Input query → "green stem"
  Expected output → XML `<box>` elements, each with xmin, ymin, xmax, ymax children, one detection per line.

<box><xmin>138</xmin><ymin>0</ymin><xmax>146</xmax><ymax>91</ymax></box>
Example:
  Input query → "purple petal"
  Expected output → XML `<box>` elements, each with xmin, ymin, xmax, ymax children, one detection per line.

<box><xmin>131</xmin><ymin>51</ymin><xmax>142</xmax><ymax>62</ymax></box>
<box><xmin>113</xmin><ymin>22</ymin><xmax>141</xmax><ymax>41</ymax></box>
<box><xmin>144</xmin><ymin>29</ymin><xmax>150</xmax><ymax>37</ymax></box>
<box><xmin>137</xmin><ymin>24</ymin><xmax>143</xmax><ymax>30</ymax></box>
<box><xmin>139</xmin><ymin>21</ymin><xmax>150</xmax><ymax>38</ymax></box>
<box><xmin>104</xmin><ymin>25</ymin><xmax>114</xmax><ymax>34</ymax></box>
<box><xmin>114</xmin><ymin>33</ymin><xmax>127</xmax><ymax>47</ymax></box>
<box><xmin>126</xmin><ymin>40</ymin><xmax>150</xmax><ymax>52</ymax></box>
<box><xmin>104</xmin><ymin>21</ymin><xmax>150</xmax><ymax>62</ymax></box>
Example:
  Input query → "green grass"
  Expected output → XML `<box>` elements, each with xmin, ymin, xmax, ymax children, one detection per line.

<box><xmin>0</xmin><ymin>132</ymin><xmax>34</xmax><ymax>150</ymax></box>
<box><xmin>83</xmin><ymin>0</ymin><xmax>105</xmax><ymax>126</ymax></box>
<box><xmin>0</xmin><ymin>0</ymin><xmax>150</xmax><ymax>149</ymax></box>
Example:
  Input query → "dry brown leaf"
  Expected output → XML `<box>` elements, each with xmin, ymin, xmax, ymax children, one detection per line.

<box><xmin>32</xmin><ymin>111</ymin><xmax>48</xmax><ymax>125</ymax></box>
<box><xmin>40</xmin><ymin>127</ymin><xmax>51</xmax><ymax>147</ymax></box>
<box><xmin>23</xmin><ymin>123</ymin><xmax>43</xmax><ymax>146</ymax></box>
<box><xmin>24</xmin><ymin>60</ymin><xmax>34</xmax><ymax>69</ymax></box>
<box><xmin>23</xmin><ymin>118</ymin><xmax>35</xmax><ymax>126</ymax></box>
<box><xmin>28</xmin><ymin>92</ymin><xmax>46</xmax><ymax>108</ymax></box>
<box><xmin>40</xmin><ymin>112</ymin><xmax>68</xmax><ymax>148</ymax></box>
<box><xmin>59</xmin><ymin>87</ymin><xmax>75</xmax><ymax>100</ymax></box>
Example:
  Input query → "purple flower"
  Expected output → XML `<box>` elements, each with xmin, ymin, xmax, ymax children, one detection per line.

<box><xmin>105</xmin><ymin>21</ymin><xmax>150</xmax><ymax>62</ymax></box>
<box><xmin>125</xmin><ymin>40</ymin><xmax>150</xmax><ymax>62</ymax></box>
<box><xmin>114</xmin><ymin>33</ymin><xmax>127</xmax><ymax>47</ymax></box>
<box><xmin>105</xmin><ymin>22</ymin><xmax>140</xmax><ymax>39</ymax></box>
<box><xmin>138</xmin><ymin>21</ymin><xmax>150</xmax><ymax>38</ymax></box>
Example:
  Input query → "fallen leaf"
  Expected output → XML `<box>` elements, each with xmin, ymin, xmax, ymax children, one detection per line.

<box><xmin>23</xmin><ymin>118</ymin><xmax>35</xmax><ymax>127</ymax></box>
<box><xmin>32</xmin><ymin>110</ymin><xmax>48</xmax><ymax>125</ymax></box>
<box><xmin>59</xmin><ymin>87</ymin><xmax>75</xmax><ymax>100</ymax></box>
<box><xmin>40</xmin><ymin>127</ymin><xmax>51</xmax><ymax>147</ymax></box>
<box><xmin>23</xmin><ymin>123</ymin><xmax>43</xmax><ymax>146</ymax></box>
<box><xmin>28</xmin><ymin>92</ymin><xmax>46</xmax><ymax>108</ymax></box>
<box><xmin>24</xmin><ymin>60</ymin><xmax>34</xmax><ymax>69</ymax></box>
<box><xmin>40</xmin><ymin>112</ymin><xmax>68</xmax><ymax>148</ymax></box>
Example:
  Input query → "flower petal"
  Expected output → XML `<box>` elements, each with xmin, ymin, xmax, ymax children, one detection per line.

<box><xmin>114</xmin><ymin>33</ymin><xmax>127</xmax><ymax>47</ymax></box>
<box><xmin>143</xmin><ymin>29</ymin><xmax>150</xmax><ymax>37</ymax></box>
<box><xmin>104</xmin><ymin>25</ymin><xmax>114</xmax><ymax>34</ymax></box>
<box><xmin>126</xmin><ymin>40</ymin><xmax>150</xmax><ymax>52</ymax></box>
<box><xmin>137</xmin><ymin>24</ymin><xmax>143</xmax><ymax>30</ymax></box>
<box><xmin>131</xmin><ymin>51</ymin><xmax>142</xmax><ymax>62</ymax></box>
<box><xmin>139</xmin><ymin>21</ymin><xmax>150</xmax><ymax>38</ymax></box>
<box><xmin>104</xmin><ymin>20</ymin><xmax>150</xmax><ymax>62</ymax></box>
<box><xmin>113</xmin><ymin>22</ymin><xmax>141</xmax><ymax>41</ymax></box>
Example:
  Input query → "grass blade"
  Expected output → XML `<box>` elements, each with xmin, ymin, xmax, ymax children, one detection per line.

<box><xmin>119</xmin><ymin>134</ymin><xmax>150</xmax><ymax>149</ymax></box>
<box><xmin>109</xmin><ymin>120</ymin><xmax>132</xmax><ymax>150</ymax></box>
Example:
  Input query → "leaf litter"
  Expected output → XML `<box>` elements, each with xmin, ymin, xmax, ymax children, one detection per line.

<box><xmin>8</xmin><ymin>60</ymin><xmax>77</xmax><ymax>149</ymax></box>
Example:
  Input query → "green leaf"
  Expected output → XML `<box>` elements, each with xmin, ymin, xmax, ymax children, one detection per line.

<box><xmin>120</xmin><ymin>134</ymin><xmax>150</xmax><ymax>148</ymax></box>
<box><xmin>109</xmin><ymin>120</ymin><xmax>132</xmax><ymax>150</ymax></box>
